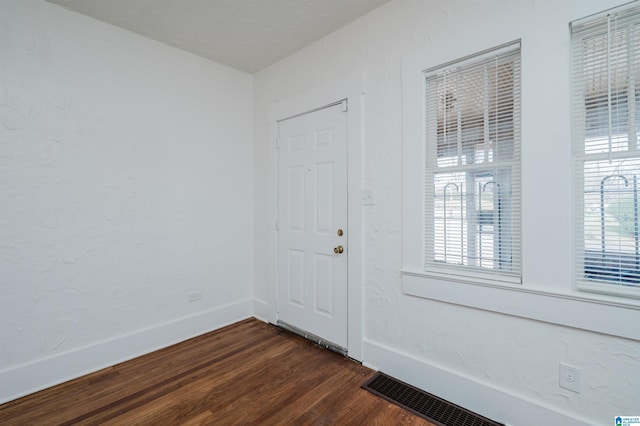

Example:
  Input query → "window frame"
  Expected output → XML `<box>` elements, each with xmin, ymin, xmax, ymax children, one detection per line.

<box><xmin>422</xmin><ymin>40</ymin><xmax>523</xmax><ymax>286</ymax></box>
<box><xmin>571</xmin><ymin>2</ymin><xmax>640</xmax><ymax>299</ymax></box>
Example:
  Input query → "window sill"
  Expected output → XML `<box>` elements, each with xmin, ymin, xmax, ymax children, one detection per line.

<box><xmin>422</xmin><ymin>265</ymin><xmax>522</xmax><ymax>286</ymax></box>
<box><xmin>402</xmin><ymin>270</ymin><xmax>640</xmax><ymax>341</ymax></box>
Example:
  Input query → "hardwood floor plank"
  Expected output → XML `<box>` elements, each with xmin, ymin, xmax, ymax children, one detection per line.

<box><xmin>102</xmin><ymin>338</ymin><xmax>305</xmax><ymax>425</ymax></box>
<box><xmin>0</xmin><ymin>319</ymin><xmax>266</xmax><ymax>425</ymax></box>
<box><xmin>179</xmin><ymin>410</ymin><xmax>217</xmax><ymax>426</ymax></box>
<box><xmin>296</xmin><ymin>371</ymin><xmax>373</xmax><ymax>422</ymax></box>
<box><xmin>204</xmin><ymin>346</ymin><xmax>340</xmax><ymax>423</ymax></box>
<box><xmin>65</xmin><ymin>330</ymin><xmax>284</xmax><ymax>425</ymax></box>
<box><xmin>0</xmin><ymin>319</ymin><xmax>435</xmax><ymax>425</ymax></box>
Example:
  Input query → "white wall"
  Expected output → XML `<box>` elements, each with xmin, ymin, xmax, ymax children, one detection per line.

<box><xmin>3</xmin><ymin>0</ymin><xmax>639</xmax><ymax>422</ymax></box>
<box><xmin>0</xmin><ymin>0</ymin><xmax>253</xmax><ymax>402</ymax></box>
<box><xmin>253</xmin><ymin>0</ymin><xmax>640</xmax><ymax>425</ymax></box>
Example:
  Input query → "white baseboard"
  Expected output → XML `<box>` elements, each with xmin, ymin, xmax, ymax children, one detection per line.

<box><xmin>363</xmin><ymin>339</ymin><xmax>593</xmax><ymax>426</ymax></box>
<box><xmin>0</xmin><ymin>299</ymin><xmax>253</xmax><ymax>405</ymax></box>
<box><xmin>252</xmin><ymin>298</ymin><xmax>270</xmax><ymax>323</ymax></box>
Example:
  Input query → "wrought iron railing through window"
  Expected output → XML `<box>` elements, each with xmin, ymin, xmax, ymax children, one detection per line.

<box><xmin>438</xmin><ymin>179</ymin><xmax>506</xmax><ymax>269</ymax></box>
<box><xmin>442</xmin><ymin>182</ymin><xmax>462</xmax><ymax>263</ymax></box>
<box><xmin>584</xmin><ymin>173</ymin><xmax>640</xmax><ymax>285</ymax></box>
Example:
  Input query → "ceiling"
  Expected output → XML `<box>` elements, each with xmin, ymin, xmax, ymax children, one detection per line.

<box><xmin>46</xmin><ymin>0</ymin><xmax>390</xmax><ymax>73</ymax></box>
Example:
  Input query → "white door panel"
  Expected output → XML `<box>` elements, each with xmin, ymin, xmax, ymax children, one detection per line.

<box><xmin>277</xmin><ymin>102</ymin><xmax>348</xmax><ymax>349</ymax></box>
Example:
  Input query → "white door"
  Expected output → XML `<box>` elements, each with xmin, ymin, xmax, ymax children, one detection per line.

<box><xmin>277</xmin><ymin>101</ymin><xmax>348</xmax><ymax>349</ymax></box>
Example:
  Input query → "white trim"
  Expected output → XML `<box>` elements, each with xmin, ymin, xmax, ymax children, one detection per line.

<box><xmin>402</xmin><ymin>57</ymin><xmax>427</xmax><ymax>272</ymax></box>
<box><xmin>571</xmin><ymin>0</ymin><xmax>640</xmax><ymax>30</ymax></box>
<box><xmin>266</xmin><ymin>71</ymin><xmax>365</xmax><ymax>361</ymax></box>
<box><xmin>424</xmin><ymin>39</ymin><xmax>521</xmax><ymax>76</ymax></box>
<box><xmin>363</xmin><ymin>339</ymin><xmax>599</xmax><ymax>426</ymax></box>
<box><xmin>252</xmin><ymin>298</ymin><xmax>270</xmax><ymax>323</ymax></box>
<box><xmin>402</xmin><ymin>272</ymin><xmax>640</xmax><ymax>341</ymax></box>
<box><xmin>416</xmin><ymin>265</ymin><xmax>522</xmax><ymax>286</ymax></box>
<box><xmin>0</xmin><ymin>299</ymin><xmax>253</xmax><ymax>404</ymax></box>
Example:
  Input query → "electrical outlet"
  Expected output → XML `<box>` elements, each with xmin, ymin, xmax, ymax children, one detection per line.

<box><xmin>559</xmin><ymin>363</ymin><xmax>581</xmax><ymax>393</ymax></box>
<box><xmin>188</xmin><ymin>292</ymin><xmax>202</xmax><ymax>303</ymax></box>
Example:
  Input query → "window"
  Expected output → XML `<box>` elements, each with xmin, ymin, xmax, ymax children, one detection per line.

<box><xmin>572</xmin><ymin>4</ymin><xmax>640</xmax><ymax>298</ymax></box>
<box><xmin>402</xmin><ymin>15</ymin><xmax>640</xmax><ymax>341</ymax></box>
<box><xmin>424</xmin><ymin>42</ymin><xmax>521</xmax><ymax>283</ymax></box>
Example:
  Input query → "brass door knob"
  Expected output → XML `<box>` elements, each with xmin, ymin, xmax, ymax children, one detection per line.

<box><xmin>333</xmin><ymin>245</ymin><xmax>344</xmax><ymax>254</ymax></box>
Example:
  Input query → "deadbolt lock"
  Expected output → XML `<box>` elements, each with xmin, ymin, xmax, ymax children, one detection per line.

<box><xmin>337</xmin><ymin>228</ymin><xmax>344</xmax><ymax>236</ymax></box>
<box><xmin>334</xmin><ymin>245</ymin><xmax>344</xmax><ymax>254</ymax></box>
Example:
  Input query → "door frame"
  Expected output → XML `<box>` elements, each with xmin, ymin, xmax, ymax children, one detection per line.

<box><xmin>265</xmin><ymin>72</ymin><xmax>364</xmax><ymax>361</ymax></box>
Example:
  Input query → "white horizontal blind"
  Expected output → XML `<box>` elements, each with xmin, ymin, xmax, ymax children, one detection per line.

<box><xmin>424</xmin><ymin>42</ymin><xmax>521</xmax><ymax>282</ymax></box>
<box><xmin>572</xmin><ymin>3</ymin><xmax>640</xmax><ymax>297</ymax></box>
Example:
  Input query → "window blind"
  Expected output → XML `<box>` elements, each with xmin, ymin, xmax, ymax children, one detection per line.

<box><xmin>424</xmin><ymin>41</ymin><xmax>521</xmax><ymax>282</ymax></box>
<box><xmin>572</xmin><ymin>2</ymin><xmax>640</xmax><ymax>297</ymax></box>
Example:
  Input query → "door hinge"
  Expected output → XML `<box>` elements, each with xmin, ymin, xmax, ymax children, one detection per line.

<box><xmin>276</xmin><ymin>220</ymin><xmax>280</xmax><ymax>231</ymax></box>
<box><xmin>341</xmin><ymin>99</ymin><xmax>348</xmax><ymax>112</ymax></box>
<box><xmin>276</xmin><ymin>137</ymin><xmax>280</xmax><ymax>149</ymax></box>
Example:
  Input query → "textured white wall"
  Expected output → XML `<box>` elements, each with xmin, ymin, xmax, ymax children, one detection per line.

<box><xmin>253</xmin><ymin>0</ymin><xmax>640</xmax><ymax>424</ymax></box>
<box><xmin>0</xmin><ymin>0</ymin><xmax>253</xmax><ymax>397</ymax></box>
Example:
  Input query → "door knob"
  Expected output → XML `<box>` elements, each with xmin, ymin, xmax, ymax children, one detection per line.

<box><xmin>334</xmin><ymin>245</ymin><xmax>344</xmax><ymax>254</ymax></box>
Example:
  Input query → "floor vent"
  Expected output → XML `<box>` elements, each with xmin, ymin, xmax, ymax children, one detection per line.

<box><xmin>362</xmin><ymin>373</ymin><xmax>504</xmax><ymax>426</ymax></box>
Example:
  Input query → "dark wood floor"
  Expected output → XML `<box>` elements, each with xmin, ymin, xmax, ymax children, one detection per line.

<box><xmin>0</xmin><ymin>318</ymin><xmax>434</xmax><ymax>425</ymax></box>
